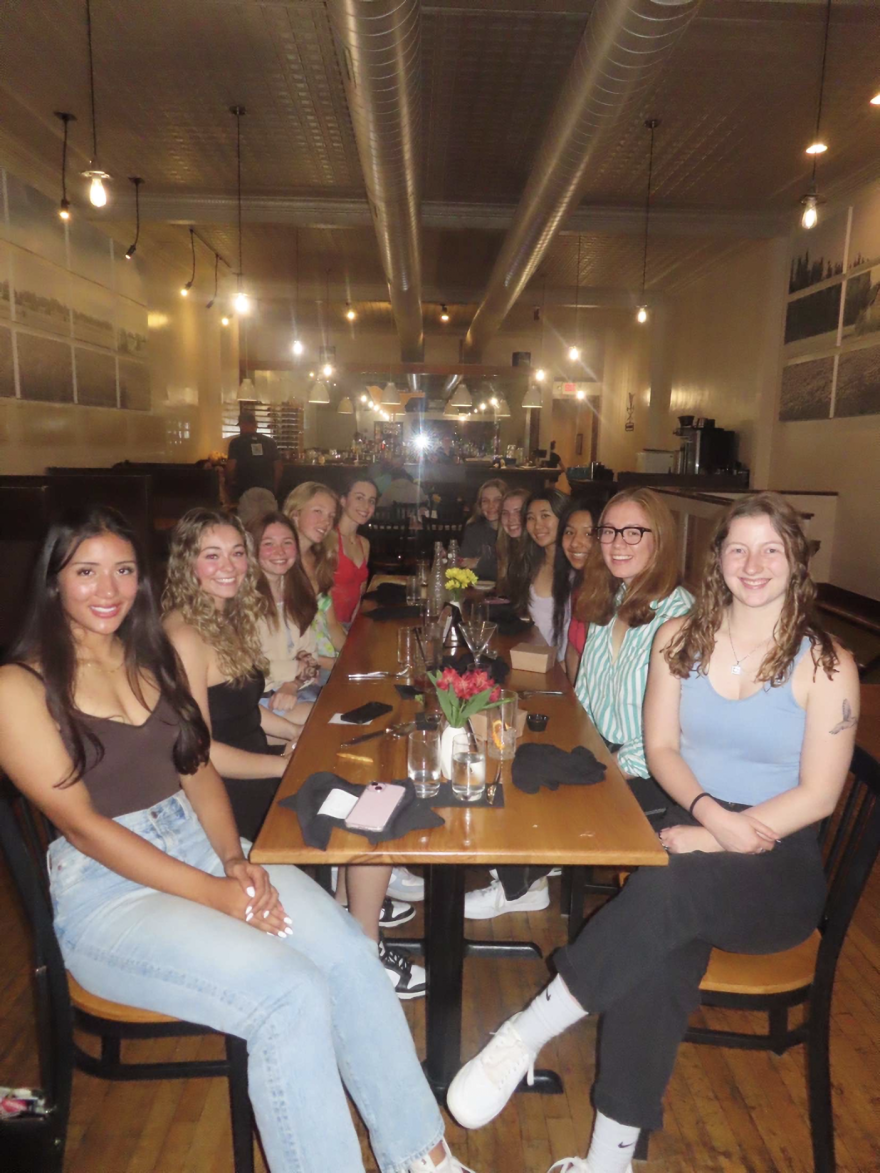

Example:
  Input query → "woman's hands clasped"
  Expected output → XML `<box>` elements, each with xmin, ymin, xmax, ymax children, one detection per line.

<box><xmin>220</xmin><ymin>858</ymin><xmax>293</xmax><ymax>938</ymax></box>
<box><xmin>660</xmin><ymin>806</ymin><xmax>781</xmax><ymax>855</ymax></box>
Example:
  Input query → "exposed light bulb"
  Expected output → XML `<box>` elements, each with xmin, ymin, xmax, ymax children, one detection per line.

<box><xmin>234</xmin><ymin>290</ymin><xmax>250</xmax><ymax>314</ymax></box>
<box><xmin>180</xmin><ymin>286</ymin><xmax>189</xmax><ymax>298</ymax></box>
<box><xmin>292</xmin><ymin>339</ymin><xmax>304</xmax><ymax>356</ymax></box>
<box><xmin>805</xmin><ymin>141</ymin><xmax>827</xmax><ymax>156</ymax></box>
<box><xmin>124</xmin><ymin>245</ymin><xmax>136</xmax><ymax>260</ymax></box>
<box><xmin>345</xmin><ymin>304</ymin><xmax>356</xmax><ymax>321</ymax></box>
<box><xmin>490</xmin><ymin>396</ymin><xmax>498</xmax><ymax>407</ymax></box>
<box><xmin>801</xmin><ymin>196</ymin><xmax>819</xmax><ymax>230</ymax></box>
<box><xmin>89</xmin><ymin>176</ymin><xmax>107</xmax><ymax>207</ymax></box>
<box><xmin>576</xmin><ymin>389</ymin><xmax>585</xmax><ymax>400</ymax></box>
<box><xmin>308</xmin><ymin>370</ymin><xmax>315</xmax><ymax>378</ymax></box>
<box><xmin>871</xmin><ymin>92</ymin><xmax>880</xmax><ymax>106</ymax></box>
<box><xmin>59</xmin><ymin>199</ymin><xmax>71</xmax><ymax>221</ymax></box>
<box><xmin>479</xmin><ymin>402</ymin><xmax>487</xmax><ymax>411</ymax></box>
<box><xmin>440</xmin><ymin>304</ymin><xmax>450</xmax><ymax>322</ymax></box>
<box><xmin>636</xmin><ymin>306</ymin><xmax>648</xmax><ymax>324</ymax></box>
<box><xmin>534</xmin><ymin>368</ymin><xmax>546</xmax><ymax>382</ymax></box>
<box><xmin>322</xmin><ymin>362</ymin><xmax>333</xmax><ymax>378</ymax></box>
<box><xmin>568</xmin><ymin>346</ymin><xmax>580</xmax><ymax>362</ymax></box>
<box><xmin>221</xmin><ymin>316</ymin><xmax>230</xmax><ymax>326</ymax></box>
<box><xmin>360</xmin><ymin>393</ymin><xmax>369</xmax><ymax>403</ymax></box>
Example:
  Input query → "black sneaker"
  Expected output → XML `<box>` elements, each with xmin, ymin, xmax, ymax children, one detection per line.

<box><xmin>378</xmin><ymin>897</ymin><xmax>416</xmax><ymax>927</ymax></box>
<box><xmin>379</xmin><ymin>941</ymin><xmax>427</xmax><ymax>1000</ymax></box>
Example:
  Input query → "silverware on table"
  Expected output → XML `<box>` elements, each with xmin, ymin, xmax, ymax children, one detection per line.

<box><xmin>347</xmin><ymin>671</ymin><xmax>397</xmax><ymax>681</ymax></box>
<box><xmin>518</xmin><ymin>689</ymin><xmax>565</xmax><ymax>699</ymax></box>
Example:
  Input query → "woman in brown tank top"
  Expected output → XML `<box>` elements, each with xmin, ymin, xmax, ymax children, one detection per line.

<box><xmin>0</xmin><ymin>506</ymin><xmax>473</xmax><ymax>1173</ymax></box>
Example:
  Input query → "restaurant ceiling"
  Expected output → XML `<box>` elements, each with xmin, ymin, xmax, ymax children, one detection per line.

<box><xmin>1</xmin><ymin>0</ymin><xmax>879</xmax><ymax>311</ymax></box>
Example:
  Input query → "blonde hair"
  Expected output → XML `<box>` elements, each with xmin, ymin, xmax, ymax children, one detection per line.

<box><xmin>282</xmin><ymin>481</ymin><xmax>338</xmax><ymax>595</ymax></box>
<box><xmin>496</xmin><ymin>487</ymin><xmax>529</xmax><ymax>590</ymax></box>
<box><xmin>466</xmin><ymin>478</ymin><xmax>508</xmax><ymax>524</ymax></box>
<box><xmin>664</xmin><ymin>492</ymin><xmax>837</xmax><ymax>683</ymax></box>
<box><xmin>575</xmin><ymin>487</ymin><xmax>680</xmax><ymax>629</ymax></box>
<box><xmin>162</xmin><ymin>508</ymin><xmax>268</xmax><ymax>683</ymax></box>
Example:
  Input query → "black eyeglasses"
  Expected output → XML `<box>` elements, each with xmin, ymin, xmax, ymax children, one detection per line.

<box><xmin>593</xmin><ymin>525</ymin><xmax>653</xmax><ymax>546</ymax></box>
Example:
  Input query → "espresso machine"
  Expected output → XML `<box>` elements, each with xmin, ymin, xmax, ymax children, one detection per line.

<box><xmin>673</xmin><ymin>417</ymin><xmax>736</xmax><ymax>475</ymax></box>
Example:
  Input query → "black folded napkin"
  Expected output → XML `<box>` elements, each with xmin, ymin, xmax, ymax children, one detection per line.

<box><xmin>511</xmin><ymin>743</ymin><xmax>606</xmax><ymax>794</ymax></box>
<box><xmin>395</xmin><ymin>683</ymin><xmax>422</xmax><ymax>699</ymax></box>
<box><xmin>365</xmin><ymin>604</ymin><xmax>423</xmax><ymax>621</ymax></box>
<box><xmin>440</xmin><ymin>651</ymin><xmax>510</xmax><ymax>684</ymax></box>
<box><xmin>364</xmin><ymin>582</ymin><xmax>407</xmax><ymax>605</ymax></box>
<box><xmin>429</xmin><ymin>779</ymin><xmax>505</xmax><ymax>809</ymax></box>
<box><xmin>487</xmin><ymin>605</ymin><xmax>533</xmax><ymax>637</ymax></box>
<box><xmin>281</xmin><ymin>773</ymin><xmax>445</xmax><ymax>850</ymax></box>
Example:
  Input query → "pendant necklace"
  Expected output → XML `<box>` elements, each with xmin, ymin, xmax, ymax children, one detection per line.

<box><xmin>726</xmin><ymin>623</ymin><xmax>769</xmax><ymax>676</ymax></box>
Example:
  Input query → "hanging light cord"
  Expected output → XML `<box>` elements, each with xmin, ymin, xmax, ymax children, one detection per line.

<box><xmin>575</xmin><ymin>234</ymin><xmax>582</xmax><ymax>337</ymax></box>
<box><xmin>188</xmin><ymin>227</ymin><xmax>196</xmax><ymax>286</ymax></box>
<box><xmin>235</xmin><ymin>108</ymin><xmax>243</xmax><ymax>282</ymax></box>
<box><xmin>61</xmin><ymin>118</ymin><xmax>70</xmax><ymax>202</ymax></box>
<box><xmin>811</xmin><ymin>0</ymin><xmax>833</xmax><ymax>184</ymax></box>
<box><xmin>213</xmin><ymin>252</ymin><xmax>219</xmax><ymax>299</ymax></box>
<box><xmin>641</xmin><ymin>120</ymin><xmax>658</xmax><ymax>300</ymax></box>
<box><xmin>85</xmin><ymin>0</ymin><xmax>98</xmax><ymax>160</ymax></box>
<box><xmin>131</xmin><ymin>177</ymin><xmax>141</xmax><ymax>248</ymax></box>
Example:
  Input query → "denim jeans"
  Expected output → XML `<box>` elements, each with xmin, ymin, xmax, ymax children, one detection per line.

<box><xmin>48</xmin><ymin>791</ymin><xmax>443</xmax><ymax>1173</ymax></box>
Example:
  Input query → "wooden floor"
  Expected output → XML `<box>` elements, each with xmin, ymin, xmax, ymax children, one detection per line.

<box><xmin>1</xmin><ymin>852</ymin><xmax>878</xmax><ymax>1173</ymax></box>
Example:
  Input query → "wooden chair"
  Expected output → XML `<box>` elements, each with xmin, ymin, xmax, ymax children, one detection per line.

<box><xmin>0</xmin><ymin>778</ymin><xmax>254</xmax><ymax>1173</ymax></box>
<box><xmin>634</xmin><ymin>745</ymin><xmax>880</xmax><ymax>1172</ymax></box>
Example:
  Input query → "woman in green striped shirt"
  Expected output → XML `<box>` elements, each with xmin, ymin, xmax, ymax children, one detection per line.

<box><xmin>573</xmin><ymin>486</ymin><xmax>692</xmax><ymax>813</ymax></box>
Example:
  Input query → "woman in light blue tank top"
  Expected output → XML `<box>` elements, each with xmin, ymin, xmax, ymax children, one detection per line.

<box><xmin>447</xmin><ymin>493</ymin><xmax>860</xmax><ymax>1171</ymax></box>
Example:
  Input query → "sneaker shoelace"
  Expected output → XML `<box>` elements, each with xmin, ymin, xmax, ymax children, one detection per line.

<box><xmin>484</xmin><ymin>1022</ymin><xmax>535</xmax><ymax>1088</ymax></box>
<box><xmin>381</xmin><ymin>943</ymin><xmax>414</xmax><ymax>979</ymax></box>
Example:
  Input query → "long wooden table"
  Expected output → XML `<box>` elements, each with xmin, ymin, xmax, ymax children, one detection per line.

<box><xmin>252</xmin><ymin>598</ymin><xmax>666</xmax><ymax>1093</ymax></box>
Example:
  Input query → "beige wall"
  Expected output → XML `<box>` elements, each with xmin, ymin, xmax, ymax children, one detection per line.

<box><xmin>596</xmin><ymin>319</ymin><xmax>650</xmax><ymax>475</ymax></box>
<box><xmin>0</xmin><ymin>164</ymin><xmax>234</xmax><ymax>473</ymax></box>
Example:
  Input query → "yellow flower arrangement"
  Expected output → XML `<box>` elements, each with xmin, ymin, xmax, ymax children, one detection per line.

<box><xmin>445</xmin><ymin>566</ymin><xmax>478</xmax><ymax>602</ymax></box>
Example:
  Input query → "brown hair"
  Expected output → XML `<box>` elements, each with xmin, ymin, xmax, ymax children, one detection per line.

<box><xmin>282</xmin><ymin>481</ymin><xmax>338</xmax><ymax>596</ymax></box>
<box><xmin>664</xmin><ymin>491</ymin><xmax>837</xmax><ymax>683</ymax></box>
<box><xmin>575</xmin><ymin>487</ymin><xmax>680</xmax><ymax>628</ymax></box>
<box><xmin>248</xmin><ymin>512</ymin><xmax>316</xmax><ymax>635</ymax></box>
<box><xmin>466</xmin><ymin>478</ymin><xmax>508</xmax><ymax>524</ymax></box>
<box><xmin>496</xmin><ymin>487</ymin><xmax>530</xmax><ymax>590</ymax></box>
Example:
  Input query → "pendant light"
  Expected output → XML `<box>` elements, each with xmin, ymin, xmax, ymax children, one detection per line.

<box><xmin>381</xmin><ymin>381</ymin><xmax>401</xmax><ymax>406</ymax></box>
<box><xmin>495</xmin><ymin>395</ymin><xmax>511</xmax><ymax>419</ymax></box>
<box><xmin>230</xmin><ymin>105</ymin><xmax>250</xmax><ymax>313</ymax></box>
<box><xmin>440</xmin><ymin>304</ymin><xmax>450</xmax><ymax>323</ymax></box>
<box><xmin>345</xmin><ymin>302</ymin><xmax>356</xmax><ymax>322</ymax></box>
<box><xmin>451</xmin><ymin>383</ymin><xmax>472</xmax><ymax>408</ymax></box>
<box><xmin>800</xmin><ymin>0</ymin><xmax>833</xmax><ymax>229</ymax></box>
<box><xmin>292</xmin><ymin>229</ymin><xmax>304</xmax><ymax>355</ymax></box>
<box><xmin>206</xmin><ymin>251</ymin><xmax>219</xmax><ymax>307</ymax></box>
<box><xmin>81</xmin><ymin>0</ymin><xmax>110</xmax><ymax>207</ymax></box>
<box><xmin>568</xmin><ymin>239</ymin><xmax>582</xmax><ymax>360</ymax></box>
<box><xmin>181</xmin><ymin>227</ymin><xmax>195</xmax><ymax>297</ymax></box>
<box><xmin>527</xmin><ymin>277</ymin><xmax>547</xmax><ymax>404</ymax></box>
<box><xmin>124</xmin><ymin>177</ymin><xmax>143</xmax><ymax>259</ymax></box>
<box><xmin>309</xmin><ymin>380</ymin><xmax>331</xmax><ymax>404</ymax></box>
<box><xmin>54</xmin><ymin>112</ymin><xmax>76</xmax><ymax>220</ymax></box>
<box><xmin>337</xmin><ymin>396</ymin><xmax>354</xmax><ymax>414</ymax></box>
<box><xmin>637</xmin><ymin>118</ymin><xmax>659</xmax><ymax>325</ymax></box>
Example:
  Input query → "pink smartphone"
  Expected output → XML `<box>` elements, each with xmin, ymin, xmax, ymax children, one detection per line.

<box><xmin>344</xmin><ymin>783</ymin><xmax>406</xmax><ymax>832</ymax></box>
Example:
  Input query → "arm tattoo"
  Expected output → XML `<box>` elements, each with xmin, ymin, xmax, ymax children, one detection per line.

<box><xmin>830</xmin><ymin>698</ymin><xmax>857</xmax><ymax>735</ymax></box>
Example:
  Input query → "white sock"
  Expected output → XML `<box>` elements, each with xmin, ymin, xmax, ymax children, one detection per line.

<box><xmin>513</xmin><ymin>975</ymin><xmax>587</xmax><ymax>1055</ymax></box>
<box><xmin>584</xmin><ymin>1111</ymin><xmax>639</xmax><ymax>1173</ymax></box>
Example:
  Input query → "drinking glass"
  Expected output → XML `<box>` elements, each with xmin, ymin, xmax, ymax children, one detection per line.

<box><xmin>462</xmin><ymin>620</ymin><xmax>497</xmax><ymax>671</ymax></box>
<box><xmin>465</xmin><ymin>598</ymin><xmax>489</xmax><ymax>627</ymax></box>
<box><xmin>407</xmin><ymin>729</ymin><xmax>441</xmax><ymax>798</ymax></box>
<box><xmin>416</xmin><ymin>560</ymin><xmax>430</xmax><ymax>599</ymax></box>
<box><xmin>405</xmin><ymin>575</ymin><xmax>421</xmax><ymax>606</ymax></box>
<box><xmin>411</xmin><ymin>625</ymin><xmax>440</xmax><ymax>691</ymax></box>
<box><xmin>450</xmin><ymin>731</ymin><xmax>486</xmax><ymax>802</ymax></box>
<box><xmin>397</xmin><ymin>627</ymin><xmax>414</xmax><ymax>672</ymax></box>
<box><xmin>486</xmin><ymin>689</ymin><xmax>518</xmax><ymax>762</ymax></box>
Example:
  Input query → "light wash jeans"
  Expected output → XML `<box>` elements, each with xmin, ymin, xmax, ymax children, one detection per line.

<box><xmin>48</xmin><ymin>791</ymin><xmax>443</xmax><ymax>1173</ymax></box>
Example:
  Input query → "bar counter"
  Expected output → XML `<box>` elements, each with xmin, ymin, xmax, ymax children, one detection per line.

<box><xmin>279</xmin><ymin>460</ymin><xmax>561</xmax><ymax>502</ymax></box>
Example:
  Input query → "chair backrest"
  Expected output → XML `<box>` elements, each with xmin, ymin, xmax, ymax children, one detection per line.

<box><xmin>0</xmin><ymin>777</ymin><xmax>73</xmax><ymax>1122</ymax></box>
<box><xmin>814</xmin><ymin>745</ymin><xmax>880</xmax><ymax>990</ymax></box>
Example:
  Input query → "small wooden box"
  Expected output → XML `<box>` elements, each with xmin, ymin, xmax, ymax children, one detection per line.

<box><xmin>510</xmin><ymin>642</ymin><xmax>555</xmax><ymax>674</ymax></box>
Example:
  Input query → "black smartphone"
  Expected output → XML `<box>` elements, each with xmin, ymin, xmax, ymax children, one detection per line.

<box><xmin>340</xmin><ymin>701</ymin><xmax>393</xmax><ymax>725</ymax></box>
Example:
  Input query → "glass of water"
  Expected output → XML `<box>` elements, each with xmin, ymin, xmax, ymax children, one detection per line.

<box><xmin>397</xmin><ymin>626</ymin><xmax>414</xmax><ymax>672</ymax></box>
<box><xmin>405</xmin><ymin>575</ymin><xmax>421</xmax><ymax>606</ymax></box>
<box><xmin>407</xmin><ymin>728</ymin><xmax>441</xmax><ymax>798</ymax></box>
<box><xmin>451</xmin><ymin>730</ymin><xmax>486</xmax><ymax>803</ymax></box>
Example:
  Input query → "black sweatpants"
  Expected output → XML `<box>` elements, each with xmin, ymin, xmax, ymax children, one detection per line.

<box><xmin>554</xmin><ymin>803</ymin><xmax>826</xmax><ymax>1131</ymax></box>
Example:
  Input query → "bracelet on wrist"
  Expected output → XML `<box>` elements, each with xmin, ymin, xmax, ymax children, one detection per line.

<box><xmin>688</xmin><ymin>792</ymin><xmax>714</xmax><ymax>818</ymax></box>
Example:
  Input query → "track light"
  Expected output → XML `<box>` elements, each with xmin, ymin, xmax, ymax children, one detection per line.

<box><xmin>871</xmin><ymin>92</ymin><xmax>880</xmax><ymax>107</ymax></box>
<box><xmin>636</xmin><ymin>305</ymin><xmax>648</xmax><ymax>324</ymax></box>
<box><xmin>123</xmin><ymin>177</ymin><xmax>143</xmax><ymax>259</ymax></box>
<box><xmin>54</xmin><ymin>112</ymin><xmax>76</xmax><ymax>221</ymax></box>
<box><xmin>292</xmin><ymin>339</ymin><xmax>304</xmax><ymax>356</ymax></box>
<box><xmin>360</xmin><ymin>393</ymin><xmax>369</xmax><ymax>403</ymax></box>
<box><xmin>440</xmin><ymin>304</ymin><xmax>450</xmax><ymax>322</ymax></box>
<box><xmin>345</xmin><ymin>302</ymin><xmax>356</xmax><ymax>321</ymax></box>
<box><xmin>230</xmin><ymin>105</ymin><xmax>251</xmax><ymax>318</ymax></box>
<box><xmin>221</xmin><ymin>316</ymin><xmax>230</xmax><ymax>326</ymax></box>
<box><xmin>82</xmin><ymin>0</ymin><xmax>110</xmax><ymax>207</ymax></box>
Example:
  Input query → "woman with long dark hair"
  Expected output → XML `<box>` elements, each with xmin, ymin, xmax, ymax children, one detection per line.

<box><xmin>0</xmin><ymin>507</ymin><xmax>473</xmax><ymax>1173</ymax></box>
<box><xmin>448</xmin><ymin>493</ymin><xmax>858</xmax><ymax>1173</ymax></box>
<box><xmin>162</xmin><ymin>509</ymin><xmax>298</xmax><ymax>841</ymax></box>
<box><xmin>557</xmin><ymin>502</ymin><xmax>594</xmax><ymax>683</ymax></box>
<box><xmin>505</xmin><ymin>489</ymin><xmax>571</xmax><ymax>658</ymax></box>
<box><xmin>331</xmin><ymin>476</ymin><xmax>377</xmax><ymax>625</ymax></box>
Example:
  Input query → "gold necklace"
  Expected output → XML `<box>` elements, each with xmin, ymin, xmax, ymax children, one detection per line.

<box><xmin>726</xmin><ymin>622</ymin><xmax>772</xmax><ymax>677</ymax></box>
<box><xmin>78</xmin><ymin>658</ymin><xmax>125</xmax><ymax>676</ymax></box>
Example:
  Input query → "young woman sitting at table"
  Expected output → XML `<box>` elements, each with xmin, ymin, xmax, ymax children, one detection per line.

<box><xmin>162</xmin><ymin>509</ymin><xmax>299</xmax><ymax>842</ymax></box>
<box><xmin>249</xmin><ymin>511</ymin><xmax>318</xmax><ymax>724</ymax></box>
<box><xmin>284</xmin><ymin>484</ymin><xmax>426</xmax><ymax>995</ymax></box>
<box><xmin>559</xmin><ymin>503</ymin><xmax>594</xmax><ymax>682</ymax></box>
<box><xmin>0</xmin><ymin>506</ymin><xmax>475</xmax><ymax>1173</ymax></box>
<box><xmin>282</xmin><ymin>482</ymin><xmax>346</xmax><ymax>676</ymax></box>
<box><xmin>447</xmin><ymin>491</ymin><xmax>858</xmax><ymax>1173</ymax></box>
<box><xmin>495</xmin><ymin>486</ymin><xmax>529</xmax><ymax>596</ymax></box>
<box><xmin>331</xmin><ymin>476</ymin><xmax>377</xmax><ymax>625</ymax></box>
<box><xmin>459</xmin><ymin>477</ymin><xmax>507</xmax><ymax>581</ymax></box>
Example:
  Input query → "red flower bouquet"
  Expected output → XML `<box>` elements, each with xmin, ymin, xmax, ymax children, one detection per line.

<box><xmin>429</xmin><ymin>666</ymin><xmax>501</xmax><ymax>728</ymax></box>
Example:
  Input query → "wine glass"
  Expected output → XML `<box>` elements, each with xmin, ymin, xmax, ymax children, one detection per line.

<box><xmin>462</xmin><ymin>621</ymin><xmax>497</xmax><ymax>671</ymax></box>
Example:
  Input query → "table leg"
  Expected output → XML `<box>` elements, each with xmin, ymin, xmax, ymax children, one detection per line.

<box><xmin>423</xmin><ymin>863</ymin><xmax>465</xmax><ymax>1095</ymax></box>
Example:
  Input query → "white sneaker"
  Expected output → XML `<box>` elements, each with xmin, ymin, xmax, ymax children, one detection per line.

<box><xmin>446</xmin><ymin>1014</ymin><xmax>536</xmax><ymax>1128</ymax></box>
<box><xmin>547</xmin><ymin>1160</ymin><xmax>590</xmax><ymax>1173</ymax></box>
<box><xmin>387</xmin><ymin>865</ymin><xmax>425</xmax><ymax>902</ymax></box>
<box><xmin>489</xmin><ymin>867</ymin><xmax>560</xmax><ymax>879</ymax></box>
<box><xmin>408</xmin><ymin>1138</ymin><xmax>477</xmax><ymax>1172</ymax></box>
<box><xmin>463</xmin><ymin>877</ymin><xmax>550</xmax><ymax>920</ymax></box>
<box><xmin>379</xmin><ymin>941</ymin><xmax>427</xmax><ymax>999</ymax></box>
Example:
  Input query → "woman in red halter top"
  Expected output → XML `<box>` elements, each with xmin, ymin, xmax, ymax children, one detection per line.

<box><xmin>331</xmin><ymin>477</ymin><xmax>377</xmax><ymax>624</ymax></box>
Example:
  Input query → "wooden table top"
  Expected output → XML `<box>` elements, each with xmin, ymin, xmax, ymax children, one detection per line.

<box><xmin>252</xmin><ymin>591</ymin><xmax>667</xmax><ymax>870</ymax></box>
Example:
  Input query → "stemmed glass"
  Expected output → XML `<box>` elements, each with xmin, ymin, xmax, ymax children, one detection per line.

<box><xmin>462</xmin><ymin>620</ymin><xmax>497</xmax><ymax>671</ymax></box>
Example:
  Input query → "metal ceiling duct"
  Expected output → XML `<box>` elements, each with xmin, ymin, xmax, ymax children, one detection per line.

<box><xmin>463</xmin><ymin>0</ymin><xmax>702</xmax><ymax>360</ymax></box>
<box><xmin>330</xmin><ymin>0</ymin><xmax>424</xmax><ymax>361</ymax></box>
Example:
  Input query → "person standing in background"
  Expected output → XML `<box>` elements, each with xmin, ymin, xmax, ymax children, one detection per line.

<box><xmin>226</xmin><ymin>409</ymin><xmax>282</xmax><ymax>503</ymax></box>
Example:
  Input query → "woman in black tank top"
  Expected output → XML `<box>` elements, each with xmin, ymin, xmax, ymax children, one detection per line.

<box><xmin>161</xmin><ymin>508</ymin><xmax>302</xmax><ymax>842</ymax></box>
<box><xmin>0</xmin><ymin>506</ymin><xmax>470</xmax><ymax>1173</ymax></box>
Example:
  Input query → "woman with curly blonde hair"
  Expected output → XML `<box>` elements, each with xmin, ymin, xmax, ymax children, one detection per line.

<box><xmin>449</xmin><ymin>493</ymin><xmax>858</xmax><ymax>1172</ymax></box>
<box><xmin>163</xmin><ymin>508</ymin><xmax>300</xmax><ymax>841</ymax></box>
<box><xmin>283</xmin><ymin>482</ymin><xmax>346</xmax><ymax>672</ymax></box>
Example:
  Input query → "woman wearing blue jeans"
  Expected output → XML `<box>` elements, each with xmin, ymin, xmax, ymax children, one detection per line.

<box><xmin>0</xmin><ymin>506</ymin><xmax>472</xmax><ymax>1173</ymax></box>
